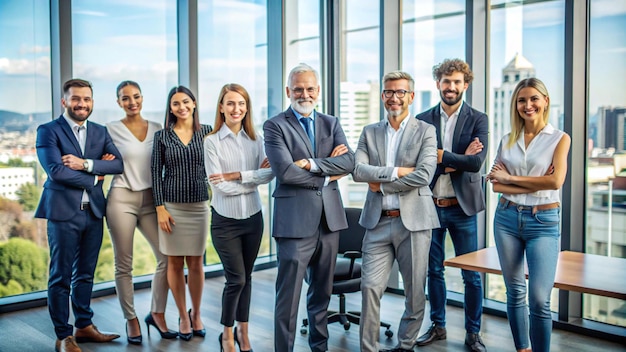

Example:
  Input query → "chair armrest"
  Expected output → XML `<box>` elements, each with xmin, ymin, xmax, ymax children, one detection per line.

<box><xmin>342</xmin><ymin>251</ymin><xmax>362</xmax><ymax>260</ymax></box>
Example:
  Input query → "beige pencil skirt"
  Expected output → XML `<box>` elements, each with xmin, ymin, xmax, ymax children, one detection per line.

<box><xmin>159</xmin><ymin>201</ymin><xmax>209</xmax><ymax>256</ymax></box>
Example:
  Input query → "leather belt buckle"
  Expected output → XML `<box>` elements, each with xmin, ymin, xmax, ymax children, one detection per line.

<box><xmin>381</xmin><ymin>209</ymin><xmax>400</xmax><ymax>218</ymax></box>
<box><xmin>80</xmin><ymin>202</ymin><xmax>90</xmax><ymax>211</ymax></box>
<box><xmin>433</xmin><ymin>197</ymin><xmax>458</xmax><ymax>207</ymax></box>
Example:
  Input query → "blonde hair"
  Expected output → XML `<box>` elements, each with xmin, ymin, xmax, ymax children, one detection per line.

<box><xmin>209</xmin><ymin>83</ymin><xmax>256</xmax><ymax>140</ymax></box>
<box><xmin>506</xmin><ymin>78</ymin><xmax>550</xmax><ymax>148</ymax></box>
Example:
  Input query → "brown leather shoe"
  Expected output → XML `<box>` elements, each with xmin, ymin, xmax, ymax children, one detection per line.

<box><xmin>55</xmin><ymin>336</ymin><xmax>81</xmax><ymax>352</ymax></box>
<box><xmin>75</xmin><ymin>324</ymin><xmax>120</xmax><ymax>343</ymax></box>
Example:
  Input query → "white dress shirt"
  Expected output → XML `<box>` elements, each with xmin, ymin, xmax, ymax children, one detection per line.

<box><xmin>381</xmin><ymin>117</ymin><xmax>409</xmax><ymax>210</ymax></box>
<box><xmin>432</xmin><ymin>102</ymin><xmax>462</xmax><ymax>199</ymax></box>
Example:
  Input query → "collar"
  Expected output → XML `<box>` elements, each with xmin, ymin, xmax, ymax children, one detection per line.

<box><xmin>439</xmin><ymin>101</ymin><xmax>464</xmax><ymax>119</ymax></box>
<box><xmin>385</xmin><ymin>115</ymin><xmax>409</xmax><ymax>131</ymax></box>
<box><xmin>291</xmin><ymin>106</ymin><xmax>316</xmax><ymax>121</ymax></box>
<box><xmin>217</xmin><ymin>123</ymin><xmax>249</xmax><ymax>140</ymax></box>
<box><xmin>63</xmin><ymin>114</ymin><xmax>87</xmax><ymax>132</ymax></box>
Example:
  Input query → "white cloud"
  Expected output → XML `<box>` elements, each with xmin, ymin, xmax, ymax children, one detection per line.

<box><xmin>0</xmin><ymin>57</ymin><xmax>50</xmax><ymax>76</ymax></box>
<box><xmin>19</xmin><ymin>45</ymin><xmax>50</xmax><ymax>55</ymax></box>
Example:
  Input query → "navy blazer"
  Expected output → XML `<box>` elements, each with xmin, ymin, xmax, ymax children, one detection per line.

<box><xmin>416</xmin><ymin>103</ymin><xmax>488</xmax><ymax>216</ymax></box>
<box><xmin>35</xmin><ymin>115</ymin><xmax>123</xmax><ymax>221</ymax></box>
<box><xmin>263</xmin><ymin>108</ymin><xmax>355</xmax><ymax>238</ymax></box>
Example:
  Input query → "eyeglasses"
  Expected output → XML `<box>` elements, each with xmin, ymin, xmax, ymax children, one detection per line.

<box><xmin>291</xmin><ymin>87</ymin><xmax>317</xmax><ymax>96</ymax></box>
<box><xmin>382</xmin><ymin>89</ymin><xmax>411</xmax><ymax>98</ymax></box>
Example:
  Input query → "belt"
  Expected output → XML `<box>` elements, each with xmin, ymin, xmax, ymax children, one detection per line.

<box><xmin>433</xmin><ymin>197</ymin><xmax>459</xmax><ymax>207</ymax></box>
<box><xmin>381</xmin><ymin>209</ymin><xmax>400</xmax><ymax>218</ymax></box>
<box><xmin>80</xmin><ymin>202</ymin><xmax>90</xmax><ymax>211</ymax></box>
<box><xmin>499</xmin><ymin>198</ymin><xmax>560</xmax><ymax>214</ymax></box>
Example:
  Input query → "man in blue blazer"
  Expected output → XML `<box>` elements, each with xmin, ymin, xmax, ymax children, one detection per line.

<box><xmin>415</xmin><ymin>59</ymin><xmax>488</xmax><ymax>352</ymax></box>
<box><xmin>35</xmin><ymin>79</ymin><xmax>123</xmax><ymax>352</ymax></box>
<box><xmin>264</xmin><ymin>63</ymin><xmax>355</xmax><ymax>352</ymax></box>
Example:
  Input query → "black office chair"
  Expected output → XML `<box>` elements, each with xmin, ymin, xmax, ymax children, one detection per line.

<box><xmin>300</xmin><ymin>207</ymin><xmax>393</xmax><ymax>338</ymax></box>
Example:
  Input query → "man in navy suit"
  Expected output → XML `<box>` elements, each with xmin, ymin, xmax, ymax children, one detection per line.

<box><xmin>264</xmin><ymin>63</ymin><xmax>355</xmax><ymax>352</ymax></box>
<box><xmin>415</xmin><ymin>59</ymin><xmax>488</xmax><ymax>352</ymax></box>
<box><xmin>35</xmin><ymin>79</ymin><xmax>123</xmax><ymax>352</ymax></box>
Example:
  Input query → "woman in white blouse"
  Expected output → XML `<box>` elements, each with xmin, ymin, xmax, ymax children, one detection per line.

<box><xmin>204</xmin><ymin>83</ymin><xmax>274</xmax><ymax>352</ymax></box>
<box><xmin>487</xmin><ymin>78</ymin><xmax>571</xmax><ymax>352</ymax></box>
<box><xmin>106</xmin><ymin>81</ymin><xmax>176</xmax><ymax>345</ymax></box>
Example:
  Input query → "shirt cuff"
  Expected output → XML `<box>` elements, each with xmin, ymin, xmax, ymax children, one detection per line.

<box><xmin>240</xmin><ymin>170</ymin><xmax>253</xmax><ymax>183</ymax></box>
<box><xmin>391</xmin><ymin>167</ymin><xmax>399</xmax><ymax>181</ymax></box>
<box><xmin>86</xmin><ymin>159</ymin><xmax>94</xmax><ymax>173</ymax></box>
<box><xmin>323</xmin><ymin>176</ymin><xmax>330</xmax><ymax>187</ymax></box>
<box><xmin>308</xmin><ymin>158</ymin><xmax>320</xmax><ymax>173</ymax></box>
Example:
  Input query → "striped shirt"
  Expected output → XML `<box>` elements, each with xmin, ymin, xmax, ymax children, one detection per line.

<box><xmin>204</xmin><ymin>124</ymin><xmax>274</xmax><ymax>219</ymax></box>
<box><xmin>151</xmin><ymin>124</ymin><xmax>212</xmax><ymax>206</ymax></box>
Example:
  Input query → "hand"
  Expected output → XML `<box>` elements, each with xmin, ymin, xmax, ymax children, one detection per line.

<box><xmin>437</xmin><ymin>149</ymin><xmax>444</xmax><ymax>164</ymax></box>
<box><xmin>444</xmin><ymin>167</ymin><xmax>456</xmax><ymax>173</ymax></box>
<box><xmin>97</xmin><ymin>175</ymin><xmax>105</xmax><ymax>182</ymax></box>
<box><xmin>368</xmin><ymin>182</ymin><xmax>381</xmax><ymax>193</ymax></box>
<box><xmin>329</xmin><ymin>174</ymin><xmax>346</xmax><ymax>182</ymax></box>
<box><xmin>61</xmin><ymin>154</ymin><xmax>85</xmax><ymax>171</ymax></box>
<box><xmin>260</xmin><ymin>157</ymin><xmax>271</xmax><ymax>169</ymax></box>
<box><xmin>209</xmin><ymin>172</ymin><xmax>240</xmax><ymax>184</ymax></box>
<box><xmin>101</xmin><ymin>153</ymin><xmax>116</xmax><ymax>161</ymax></box>
<box><xmin>397</xmin><ymin>167</ymin><xmax>415</xmax><ymax>178</ymax></box>
<box><xmin>545</xmin><ymin>164</ymin><xmax>555</xmax><ymax>175</ymax></box>
<box><xmin>465</xmin><ymin>137</ymin><xmax>483</xmax><ymax>156</ymax></box>
<box><xmin>487</xmin><ymin>162</ymin><xmax>511</xmax><ymax>184</ymax></box>
<box><xmin>330</xmin><ymin>144</ymin><xmax>348</xmax><ymax>157</ymax></box>
<box><xmin>294</xmin><ymin>159</ymin><xmax>310</xmax><ymax>170</ymax></box>
<box><xmin>156</xmin><ymin>206</ymin><xmax>175</xmax><ymax>233</ymax></box>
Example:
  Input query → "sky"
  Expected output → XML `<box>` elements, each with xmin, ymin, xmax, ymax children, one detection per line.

<box><xmin>0</xmin><ymin>0</ymin><xmax>624</xmax><ymax>122</ymax></box>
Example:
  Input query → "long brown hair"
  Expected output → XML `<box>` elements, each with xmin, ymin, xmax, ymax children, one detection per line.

<box><xmin>209</xmin><ymin>83</ymin><xmax>256</xmax><ymax>140</ymax></box>
<box><xmin>164</xmin><ymin>85</ymin><xmax>201</xmax><ymax>132</ymax></box>
<box><xmin>506</xmin><ymin>78</ymin><xmax>550</xmax><ymax>148</ymax></box>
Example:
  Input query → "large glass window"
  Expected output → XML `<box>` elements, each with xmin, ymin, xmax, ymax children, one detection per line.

<box><xmin>486</xmin><ymin>0</ymin><xmax>565</xmax><ymax>307</ymax></box>
<box><xmin>401</xmin><ymin>0</ymin><xmax>467</xmax><ymax>295</ymax></box>
<box><xmin>339</xmin><ymin>0</ymin><xmax>379</xmax><ymax>209</ymax></box>
<box><xmin>584</xmin><ymin>0</ymin><xmax>626</xmax><ymax>328</ymax></box>
<box><xmin>72</xmin><ymin>0</ymin><xmax>178</xmax><ymax>282</ymax></box>
<box><xmin>0</xmin><ymin>0</ymin><xmax>51</xmax><ymax>298</ymax></box>
<box><xmin>197</xmin><ymin>0</ymin><xmax>270</xmax><ymax>262</ymax></box>
<box><xmin>284</xmin><ymin>0</ymin><xmax>321</xmax><ymax>93</ymax></box>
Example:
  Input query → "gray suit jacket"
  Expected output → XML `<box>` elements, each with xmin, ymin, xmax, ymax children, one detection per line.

<box><xmin>263</xmin><ymin>108</ymin><xmax>355</xmax><ymax>238</ymax></box>
<box><xmin>353</xmin><ymin>117</ymin><xmax>439</xmax><ymax>232</ymax></box>
<box><xmin>416</xmin><ymin>103</ymin><xmax>488</xmax><ymax>216</ymax></box>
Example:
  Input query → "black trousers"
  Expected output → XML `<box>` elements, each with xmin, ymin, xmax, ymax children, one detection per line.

<box><xmin>211</xmin><ymin>208</ymin><xmax>263</xmax><ymax>326</ymax></box>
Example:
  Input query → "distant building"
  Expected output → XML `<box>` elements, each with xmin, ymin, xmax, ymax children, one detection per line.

<box><xmin>0</xmin><ymin>167</ymin><xmax>35</xmax><ymax>200</ymax></box>
<box><xmin>339</xmin><ymin>81</ymin><xmax>380</xmax><ymax>151</ymax></box>
<box><xmin>594</xmin><ymin>106</ymin><xmax>626</xmax><ymax>152</ymax></box>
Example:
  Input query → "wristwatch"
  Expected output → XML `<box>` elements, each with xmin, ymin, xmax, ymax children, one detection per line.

<box><xmin>83</xmin><ymin>160</ymin><xmax>89</xmax><ymax>170</ymax></box>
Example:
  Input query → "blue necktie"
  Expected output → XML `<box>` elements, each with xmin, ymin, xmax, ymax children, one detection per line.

<box><xmin>300</xmin><ymin>117</ymin><xmax>315</xmax><ymax>152</ymax></box>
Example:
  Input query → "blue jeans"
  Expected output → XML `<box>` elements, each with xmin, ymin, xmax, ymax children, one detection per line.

<box><xmin>494</xmin><ymin>200</ymin><xmax>560</xmax><ymax>352</ymax></box>
<box><xmin>427</xmin><ymin>205</ymin><xmax>483</xmax><ymax>333</ymax></box>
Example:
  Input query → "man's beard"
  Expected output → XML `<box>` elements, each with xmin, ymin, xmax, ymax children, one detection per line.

<box><xmin>440</xmin><ymin>89</ymin><xmax>464</xmax><ymax>106</ymax></box>
<box><xmin>291</xmin><ymin>98</ymin><xmax>316</xmax><ymax>115</ymax></box>
<box><xmin>67</xmin><ymin>107</ymin><xmax>92</xmax><ymax>122</ymax></box>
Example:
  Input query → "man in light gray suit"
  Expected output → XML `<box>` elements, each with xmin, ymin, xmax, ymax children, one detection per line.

<box><xmin>264</xmin><ymin>63</ymin><xmax>355</xmax><ymax>352</ymax></box>
<box><xmin>353</xmin><ymin>71</ymin><xmax>438</xmax><ymax>352</ymax></box>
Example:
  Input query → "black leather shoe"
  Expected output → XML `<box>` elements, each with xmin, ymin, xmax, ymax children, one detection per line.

<box><xmin>125</xmin><ymin>319</ymin><xmax>142</xmax><ymax>345</ymax></box>
<box><xmin>465</xmin><ymin>332</ymin><xmax>486</xmax><ymax>352</ymax></box>
<box><xmin>188</xmin><ymin>309</ymin><xmax>206</xmax><ymax>337</ymax></box>
<box><xmin>144</xmin><ymin>313</ymin><xmax>177</xmax><ymax>339</ymax></box>
<box><xmin>415</xmin><ymin>323</ymin><xmax>446</xmax><ymax>346</ymax></box>
<box><xmin>379</xmin><ymin>348</ymin><xmax>414</xmax><ymax>352</ymax></box>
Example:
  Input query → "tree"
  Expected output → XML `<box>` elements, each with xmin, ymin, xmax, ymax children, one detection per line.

<box><xmin>0</xmin><ymin>238</ymin><xmax>49</xmax><ymax>297</ymax></box>
<box><xmin>15</xmin><ymin>183</ymin><xmax>41</xmax><ymax>211</ymax></box>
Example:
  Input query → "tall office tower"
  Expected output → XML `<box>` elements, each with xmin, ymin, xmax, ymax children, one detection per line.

<box><xmin>491</xmin><ymin>53</ymin><xmax>536</xmax><ymax>150</ymax></box>
<box><xmin>595</xmin><ymin>106</ymin><xmax>626</xmax><ymax>152</ymax></box>
<box><xmin>339</xmin><ymin>81</ymin><xmax>380</xmax><ymax>151</ymax></box>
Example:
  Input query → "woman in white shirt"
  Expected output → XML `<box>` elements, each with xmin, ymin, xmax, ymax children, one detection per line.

<box><xmin>487</xmin><ymin>78</ymin><xmax>571</xmax><ymax>352</ymax></box>
<box><xmin>106</xmin><ymin>81</ymin><xmax>176</xmax><ymax>344</ymax></box>
<box><xmin>204</xmin><ymin>83</ymin><xmax>274</xmax><ymax>352</ymax></box>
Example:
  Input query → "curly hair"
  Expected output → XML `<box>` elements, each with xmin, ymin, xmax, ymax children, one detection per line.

<box><xmin>432</xmin><ymin>58</ymin><xmax>473</xmax><ymax>84</ymax></box>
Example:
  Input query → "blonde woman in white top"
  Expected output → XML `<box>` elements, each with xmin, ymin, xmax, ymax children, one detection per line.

<box><xmin>487</xmin><ymin>78</ymin><xmax>571</xmax><ymax>352</ymax></box>
<box><xmin>204</xmin><ymin>83</ymin><xmax>273</xmax><ymax>352</ymax></box>
<box><xmin>106</xmin><ymin>81</ymin><xmax>177</xmax><ymax>345</ymax></box>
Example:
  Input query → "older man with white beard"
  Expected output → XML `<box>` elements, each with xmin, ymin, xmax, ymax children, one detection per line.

<box><xmin>264</xmin><ymin>63</ymin><xmax>355</xmax><ymax>352</ymax></box>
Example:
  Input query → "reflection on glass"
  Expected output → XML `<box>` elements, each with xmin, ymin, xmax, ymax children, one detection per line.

<box><xmin>198</xmin><ymin>0</ymin><xmax>269</xmax><ymax>262</ymax></box>
<box><xmin>0</xmin><ymin>0</ymin><xmax>51</xmax><ymax>298</ymax></box>
<box><xmin>486</xmin><ymin>0</ymin><xmax>565</xmax><ymax>310</ymax></box>
<box><xmin>339</xmin><ymin>0</ymin><xmax>379</xmax><ymax>210</ymax></box>
<box><xmin>72</xmin><ymin>0</ymin><xmax>178</xmax><ymax>282</ymax></box>
<box><xmin>585</xmin><ymin>0</ymin><xmax>626</xmax><ymax>328</ymax></box>
<box><xmin>402</xmin><ymin>0</ymin><xmax>466</xmax><ymax>294</ymax></box>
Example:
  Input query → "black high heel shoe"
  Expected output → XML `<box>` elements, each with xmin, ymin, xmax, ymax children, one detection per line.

<box><xmin>126</xmin><ymin>318</ymin><xmax>142</xmax><ymax>345</ymax></box>
<box><xmin>144</xmin><ymin>313</ymin><xmax>178</xmax><ymax>339</ymax></box>
<box><xmin>218</xmin><ymin>333</ymin><xmax>224</xmax><ymax>352</ymax></box>
<box><xmin>234</xmin><ymin>326</ymin><xmax>254</xmax><ymax>352</ymax></box>
<box><xmin>188</xmin><ymin>309</ymin><xmax>206</xmax><ymax>337</ymax></box>
<box><xmin>178</xmin><ymin>317</ymin><xmax>193</xmax><ymax>341</ymax></box>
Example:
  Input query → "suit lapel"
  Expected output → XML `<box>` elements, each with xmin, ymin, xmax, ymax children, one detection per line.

<box><xmin>374</xmin><ymin>121</ymin><xmax>386</xmax><ymax>166</ymax></box>
<box><xmin>397</xmin><ymin>117</ymin><xmax>418</xmax><ymax>164</ymax></box>
<box><xmin>452</xmin><ymin>103</ymin><xmax>469</xmax><ymax>152</ymax></box>
<box><xmin>57</xmin><ymin>116</ymin><xmax>83</xmax><ymax>157</ymax></box>
<box><xmin>433</xmin><ymin>104</ymin><xmax>443</xmax><ymax>149</ymax></box>
<box><xmin>285</xmin><ymin>108</ymin><xmax>314</xmax><ymax>157</ymax></box>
